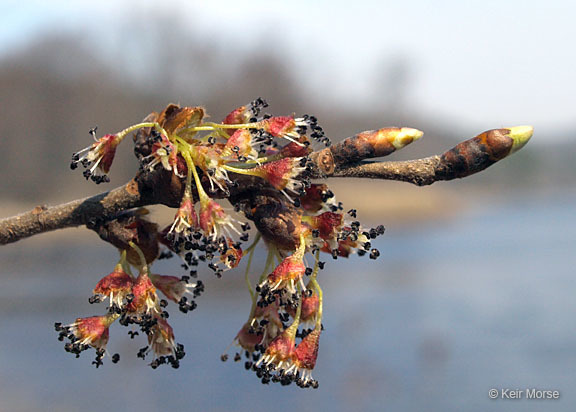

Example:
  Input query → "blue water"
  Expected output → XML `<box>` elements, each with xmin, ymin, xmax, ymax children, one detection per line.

<box><xmin>1</xmin><ymin>194</ymin><xmax>575</xmax><ymax>412</ymax></box>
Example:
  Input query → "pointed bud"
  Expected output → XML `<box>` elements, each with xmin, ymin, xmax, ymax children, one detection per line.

<box><xmin>331</xmin><ymin>127</ymin><xmax>423</xmax><ymax>166</ymax></box>
<box><xmin>506</xmin><ymin>125</ymin><xmax>533</xmax><ymax>154</ymax></box>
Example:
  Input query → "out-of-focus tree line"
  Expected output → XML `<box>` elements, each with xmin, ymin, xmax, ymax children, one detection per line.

<box><xmin>0</xmin><ymin>18</ymin><xmax>571</xmax><ymax>203</ymax></box>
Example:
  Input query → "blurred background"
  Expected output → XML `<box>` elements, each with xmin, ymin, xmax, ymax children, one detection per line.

<box><xmin>0</xmin><ymin>1</ymin><xmax>575</xmax><ymax>411</ymax></box>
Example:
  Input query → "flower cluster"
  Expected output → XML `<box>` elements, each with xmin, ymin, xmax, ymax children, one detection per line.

<box><xmin>62</xmin><ymin>99</ymin><xmax>387</xmax><ymax>387</ymax></box>
<box><xmin>57</xmin><ymin>247</ymin><xmax>198</xmax><ymax>368</ymax></box>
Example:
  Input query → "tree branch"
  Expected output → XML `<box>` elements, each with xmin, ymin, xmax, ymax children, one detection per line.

<box><xmin>0</xmin><ymin>180</ymin><xmax>145</xmax><ymax>245</ymax></box>
<box><xmin>331</xmin><ymin>156</ymin><xmax>442</xmax><ymax>185</ymax></box>
<box><xmin>0</xmin><ymin>125</ymin><xmax>532</xmax><ymax>245</ymax></box>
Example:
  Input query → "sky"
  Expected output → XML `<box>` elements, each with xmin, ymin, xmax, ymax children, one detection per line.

<box><xmin>2</xmin><ymin>0</ymin><xmax>575</xmax><ymax>141</ymax></box>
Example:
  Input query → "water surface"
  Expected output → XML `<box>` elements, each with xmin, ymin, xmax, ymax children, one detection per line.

<box><xmin>1</xmin><ymin>194</ymin><xmax>574</xmax><ymax>412</ymax></box>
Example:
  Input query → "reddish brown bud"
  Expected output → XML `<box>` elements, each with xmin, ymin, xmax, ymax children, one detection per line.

<box><xmin>331</xmin><ymin>127</ymin><xmax>423</xmax><ymax>166</ymax></box>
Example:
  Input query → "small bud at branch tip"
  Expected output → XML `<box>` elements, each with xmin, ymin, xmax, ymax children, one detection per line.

<box><xmin>506</xmin><ymin>125</ymin><xmax>533</xmax><ymax>154</ymax></box>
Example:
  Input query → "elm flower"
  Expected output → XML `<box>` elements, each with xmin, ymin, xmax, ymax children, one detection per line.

<box><xmin>64</xmin><ymin>314</ymin><xmax>117</xmax><ymax>350</ymax></box>
<box><xmin>149</xmin><ymin>274</ymin><xmax>197</xmax><ymax>303</ymax></box>
<box><xmin>222</xmin><ymin>105</ymin><xmax>252</xmax><ymax>133</ymax></box>
<box><xmin>71</xmin><ymin>133</ymin><xmax>121</xmax><ymax>184</ymax></box>
<box><xmin>251</xmin><ymin>300</ymin><xmax>284</xmax><ymax>345</ymax></box>
<box><xmin>222</xmin><ymin>300</ymin><xmax>284</xmax><ymax>366</ymax></box>
<box><xmin>141</xmin><ymin>131</ymin><xmax>182</xmax><ymax>176</ymax></box>
<box><xmin>287</xmin><ymin>291</ymin><xmax>319</xmax><ymax>324</ymax></box>
<box><xmin>126</xmin><ymin>269</ymin><xmax>159</xmax><ymax>316</ymax></box>
<box><xmin>148</xmin><ymin>316</ymin><xmax>176</xmax><ymax>357</ymax></box>
<box><xmin>219</xmin><ymin>238</ymin><xmax>243</xmax><ymax>269</ymax></box>
<box><xmin>222</xmin><ymin>98</ymin><xmax>268</xmax><ymax>134</ymax></box>
<box><xmin>325</xmin><ymin>223</ymin><xmax>384</xmax><ymax>259</ymax></box>
<box><xmin>258</xmin><ymin>237</ymin><xmax>307</xmax><ymax>303</ymax></box>
<box><xmin>298</xmin><ymin>184</ymin><xmax>335</xmax><ymax>213</ymax></box>
<box><xmin>168</xmin><ymin>195</ymin><xmax>198</xmax><ymax>242</ymax></box>
<box><xmin>134</xmin><ymin>316</ymin><xmax>185</xmax><ymax>369</ymax></box>
<box><xmin>92</xmin><ymin>264</ymin><xmax>134</xmax><ymax>310</ymax></box>
<box><xmin>291</xmin><ymin>328</ymin><xmax>321</xmax><ymax>388</ymax></box>
<box><xmin>191</xmin><ymin>144</ymin><xmax>231</xmax><ymax>191</ymax></box>
<box><xmin>253</xmin><ymin>157</ymin><xmax>309</xmax><ymax>197</ymax></box>
<box><xmin>199</xmin><ymin>198</ymin><xmax>241</xmax><ymax>240</ymax></box>
<box><xmin>279</xmin><ymin>139</ymin><xmax>312</xmax><ymax>159</ymax></box>
<box><xmin>55</xmin><ymin>313</ymin><xmax>119</xmax><ymax>367</ymax></box>
<box><xmin>234</xmin><ymin>322</ymin><xmax>265</xmax><ymax>354</ymax></box>
<box><xmin>259</xmin><ymin>114</ymin><xmax>330</xmax><ymax>147</ymax></box>
<box><xmin>255</xmin><ymin>328</ymin><xmax>296</xmax><ymax>373</ymax></box>
<box><xmin>303</xmin><ymin>211</ymin><xmax>344</xmax><ymax>251</ymax></box>
<box><xmin>61</xmin><ymin>100</ymin><xmax>393</xmax><ymax>383</ymax></box>
<box><xmin>259</xmin><ymin>116</ymin><xmax>308</xmax><ymax>144</ymax></box>
<box><xmin>222</xmin><ymin>129</ymin><xmax>258</xmax><ymax>161</ymax></box>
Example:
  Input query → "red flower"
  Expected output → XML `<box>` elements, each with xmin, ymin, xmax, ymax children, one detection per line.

<box><xmin>260</xmin><ymin>116</ymin><xmax>307</xmax><ymax>144</ymax></box>
<box><xmin>126</xmin><ymin>270</ymin><xmax>159</xmax><ymax>315</ymax></box>
<box><xmin>71</xmin><ymin>133</ymin><xmax>121</xmax><ymax>183</ymax></box>
<box><xmin>252</xmin><ymin>300</ymin><xmax>284</xmax><ymax>345</ymax></box>
<box><xmin>223</xmin><ymin>129</ymin><xmax>258</xmax><ymax>160</ymax></box>
<box><xmin>235</xmin><ymin>322</ymin><xmax>265</xmax><ymax>353</ymax></box>
<box><xmin>279</xmin><ymin>140</ymin><xmax>312</xmax><ymax>158</ymax></box>
<box><xmin>292</xmin><ymin>328</ymin><xmax>321</xmax><ymax>388</ymax></box>
<box><xmin>254</xmin><ymin>158</ymin><xmax>307</xmax><ymax>194</ymax></box>
<box><xmin>93</xmin><ymin>265</ymin><xmax>134</xmax><ymax>309</ymax></box>
<box><xmin>313</xmin><ymin>212</ymin><xmax>344</xmax><ymax>240</ymax></box>
<box><xmin>199</xmin><ymin>198</ymin><xmax>240</xmax><ymax>240</ymax></box>
<box><xmin>141</xmin><ymin>132</ymin><xmax>182</xmax><ymax>176</ymax></box>
<box><xmin>222</xmin><ymin>105</ymin><xmax>252</xmax><ymax>135</ymax></box>
<box><xmin>298</xmin><ymin>184</ymin><xmax>334</xmax><ymax>213</ymax></box>
<box><xmin>168</xmin><ymin>195</ymin><xmax>198</xmax><ymax>241</ymax></box>
<box><xmin>149</xmin><ymin>274</ymin><xmax>196</xmax><ymax>303</ymax></box>
<box><xmin>148</xmin><ymin>316</ymin><xmax>177</xmax><ymax>357</ymax></box>
<box><xmin>287</xmin><ymin>292</ymin><xmax>319</xmax><ymax>323</ymax></box>
<box><xmin>67</xmin><ymin>314</ymin><xmax>117</xmax><ymax>350</ymax></box>
<box><xmin>219</xmin><ymin>238</ymin><xmax>243</xmax><ymax>269</ymax></box>
<box><xmin>257</xmin><ymin>329</ymin><xmax>296</xmax><ymax>371</ymax></box>
<box><xmin>262</xmin><ymin>252</ymin><xmax>306</xmax><ymax>295</ymax></box>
